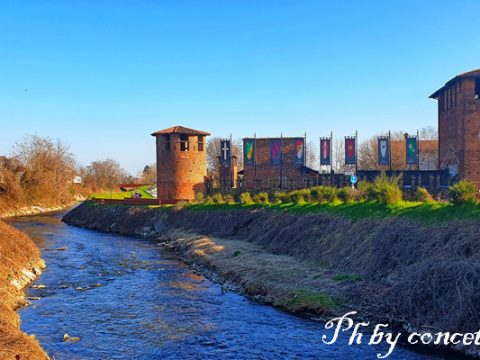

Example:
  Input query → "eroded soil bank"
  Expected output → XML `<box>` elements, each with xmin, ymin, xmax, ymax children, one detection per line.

<box><xmin>63</xmin><ymin>202</ymin><xmax>480</xmax><ymax>358</ymax></box>
<box><xmin>0</xmin><ymin>220</ymin><xmax>49</xmax><ymax>360</ymax></box>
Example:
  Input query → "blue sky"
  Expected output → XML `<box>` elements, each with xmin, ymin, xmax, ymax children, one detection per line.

<box><xmin>0</xmin><ymin>0</ymin><xmax>479</xmax><ymax>174</ymax></box>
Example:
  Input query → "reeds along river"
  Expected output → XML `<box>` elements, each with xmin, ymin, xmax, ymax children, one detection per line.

<box><xmin>11</xmin><ymin>213</ymin><xmax>448</xmax><ymax>360</ymax></box>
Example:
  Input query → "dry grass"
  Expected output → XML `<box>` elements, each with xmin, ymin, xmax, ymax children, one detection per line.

<box><xmin>0</xmin><ymin>220</ymin><xmax>49</xmax><ymax>360</ymax></box>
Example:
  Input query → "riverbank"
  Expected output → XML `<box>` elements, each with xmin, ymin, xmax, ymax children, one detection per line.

<box><xmin>0</xmin><ymin>200</ymin><xmax>82</xmax><ymax>219</ymax></box>
<box><xmin>63</xmin><ymin>202</ymin><xmax>480</xmax><ymax>358</ymax></box>
<box><xmin>0</xmin><ymin>220</ymin><xmax>49</xmax><ymax>359</ymax></box>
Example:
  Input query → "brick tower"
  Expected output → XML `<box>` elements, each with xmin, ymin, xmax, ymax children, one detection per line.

<box><xmin>151</xmin><ymin>126</ymin><xmax>210</xmax><ymax>203</ymax></box>
<box><xmin>430</xmin><ymin>69</ymin><xmax>480</xmax><ymax>188</ymax></box>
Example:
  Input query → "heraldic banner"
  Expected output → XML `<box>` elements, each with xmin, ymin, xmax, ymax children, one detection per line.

<box><xmin>377</xmin><ymin>137</ymin><xmax>389</xmax><ymax>166</ymax></box>
<box><xmin>345</xmin><ymin>137</ymin><xmax>356</xmax><ymax>165</ymax></box>
<box><xmin>270</xmin><ymin>140</ymin><xmax>281</xmax><ymax>165</ymax></box>
<box><xmin>294</xmin><ymin>138</ymin><xmax>305</xmax><ymax>165</ymax></box>
<box><xmin>320</xmin><ymin>138</ymin><xmax>331</xmax><ymax>166</ymax></box>
<box><xmin>244</xmin><ymin>139</ymin><xmax>255</xmax><ymax>166</ymax></box>
<box><xmin>220</xmin><ymin>139</ymin><xmax>231</xmax><ymax>166</ymax></box>
<box><xmin>406</xmin><ymin>136</ymin><xmax>417</xmax><ymax>165</ymax></box>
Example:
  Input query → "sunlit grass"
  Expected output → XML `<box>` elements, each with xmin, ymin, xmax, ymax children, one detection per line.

<box><xmin>185</xmin><ymin>200</ymin><xmax>480</xmax><ymax>225</ymax></box>
<box><xmin>90</xmin><ymin>185</ymin><xmax>154</xmax><ymax>200</ymax></box>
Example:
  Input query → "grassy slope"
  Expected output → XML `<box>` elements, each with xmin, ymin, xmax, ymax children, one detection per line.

<box><xmin>183</xmin><ymin>200</ymin><xmax>480</xmax><ymax>225</ymax></box>
<box><xmin>91</xmin><ymin>185</ymin><xmax>154</xmax><ymax>200</ymax></box>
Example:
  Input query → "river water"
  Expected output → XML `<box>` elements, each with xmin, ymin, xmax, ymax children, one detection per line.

<box><xmin>10</xmin><ymin>213</ymin><xmax>450</xmax><ymax>360</ymax></box>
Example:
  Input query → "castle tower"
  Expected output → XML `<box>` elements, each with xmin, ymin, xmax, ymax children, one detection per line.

<box><xmin>151</xmin><ymin>125</ymin><xmax>210</xmax><ymax>203</ymax></box>
<box><xmin>430</xmin><ymin>69</ymin><xmax>480</xmax><ymax>188</ymax></box>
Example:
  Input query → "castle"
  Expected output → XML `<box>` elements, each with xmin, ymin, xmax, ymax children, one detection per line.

<box><xmin>151</xmin><ymin>69</ymin><xmax>480</xmax><ymax>203</ymax></box>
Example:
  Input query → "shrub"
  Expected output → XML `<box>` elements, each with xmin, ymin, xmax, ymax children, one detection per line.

<box><xmin>357</xmin><ymin>181</ymin><xmax>375</xmax><ymax>201</ymax></box>
<box><xmin>448</xmin><ymin>180</ymin><xmax>477</xmax><ymax>204</ymax></box>
<box><xmin>211</xmin><ymin>193</ymin><xmax>225</xmax><ymax>204</ymax></box>
<box><xmin>254</xmin><ymin>192</ymin><xmax>270</xmax><ymax>205</ymax></box>
<box><xmin>273</xmin><ymin>191</ymin><xmax>290</xmax><ymax>204</ymax></box>
<box><xmin>203</xmin><ymin>196</ymin><xmax>215</xmax><ymax>205</ymax></box>
<box><xmin>337</xmin><ymin>187</ymin><xmax>353</xmax><ymax>203</ymax></box>
<box><xmin>239</xmin><ymin>192</ymin><xmax>254</xmax><ymax>205</ymax></box>
<box><xmin>414</xmin><ymin>187</ymin><xmax>433</xmax><ymax>203</ymax></box>
<box><xmin>173</xmin><ymin>201</ymin><xmax>188</xmax><ymax>211</ymax></box>
<box><xmin>195</xmin><ymin>192</ymin><xmax>205</xmax><ymax>203</ymax></box>
<box><xmin>290</xmin><ymin>189</ymin><xmax>311</xmax><ymax>203</ymax></box>
<box><xmin>310</xmin><ymin>186</ymin><xmax>336</xmax><ymax>203</ymax></box>
<box><xmin>223</xmin><ymin>194</ymin><xmax>236</xmax><ymax>204</ymax></box>
<box><xmin>372</xmin><ymin>174</ymin><xmax>402</xmax><ymax>205</ymax></box>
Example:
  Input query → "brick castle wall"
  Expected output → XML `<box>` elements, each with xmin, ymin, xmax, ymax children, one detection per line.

<box><xmin>436</xmin><ymin>73</ymin><xmax>480</xmax><ymax>188</ymax></box>
<box><xmin>155</xmin><ymin>133</ymin><xmax>207</xmax><ymax>202</ymax></box>
<box><xmin>243</xmin><ymin>138</ymin><xmax>306</xmax><ymax>189</ymax></box>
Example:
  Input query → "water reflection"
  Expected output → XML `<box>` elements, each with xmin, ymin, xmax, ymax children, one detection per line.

<box><xmin>10</xmin><ymin>214</ymin><xmax>450</xmax><ymax>360</ymax></box>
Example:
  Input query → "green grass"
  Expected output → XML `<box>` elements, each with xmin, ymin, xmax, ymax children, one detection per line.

<box><xmin>91</xmin><ymin>185</ymin><xmax>154</xmax><ymax>200</ymax></box>
<box><xmin>332</xmin><ymin>274</ymin><xmax>363</xmax><ymax>282</ymax></box>
<box><xmin>184</xmin><ymin>200</ymin><xmax>480</xmax><ymax>225</ymax></box>
<box><xmin>288</xmin><ymin>289</ymin><xmax>341</xmax><ymax>310</ymax></box>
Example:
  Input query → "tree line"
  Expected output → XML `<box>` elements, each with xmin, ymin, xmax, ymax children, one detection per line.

<box><xmin>0</xmin><ymin>135</ymin><xmax>134</xmax><ymax>209</ymax></box>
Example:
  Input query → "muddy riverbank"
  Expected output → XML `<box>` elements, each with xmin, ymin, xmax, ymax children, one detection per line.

<box><xmin>63</xmin><ymin>201</ymin><xmax>480</xmax><ymax>358</ymax></box>
<box><xmin>0</xmin><ymin>220</ymin><xmax>49</xmax><ymax>360</ymax></box>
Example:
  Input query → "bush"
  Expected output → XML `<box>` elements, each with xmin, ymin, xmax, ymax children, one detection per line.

<box><xmin>290</xmin><ymin>189</ymin><xmax>311</xmax><ymax>203</ymax></box>
<box><xmin>372</xmin><ymin>174</ymin><xmax>402</xmax><ymax>205</ymax></box>
<box><xmin>337</xmin><ymin>187</ymin><xmax>353</xmax><ymax>203</ymax></box>
<box><xmin>204</xmin><ymin>196</ymin><xmax>215</xmax><ymax>205</ymax></box>
<box><xmin>414</xmin><ymin>187</ymin><xmax>433</xmax><ymax>203</ymax></box>
<box><xmin>173</xmin><ymin>201</ymin><xmax>188</xmax><ymax>211</ymax></box>
<box><xmin>195</xmin><ymin>192</ymin><xmax>205</xmax><ymax>203</ymax></box>
<box><xmin>239</xmin><ymin>192</ymin><xmax>254</xmax><ymax>205</ymax></box>
<box><xmin>448</xmin><ymin>180</ymin><xmax>477</xmax><ymax>204</ymax></box>
<box><xmin>223</xmin><ymin>194</ymin><xmax>236</xmax><ymax>204</ymax></box>
<box><xmin>360</xmin><ymin>174</ymin><xmax>402</xmax><ymax>204</ymax></box>
<box><xmin>254</xmin><ymin>192</ymin><xmax>270</xmax><ymax>205</ymax></box>
<box><xmin>273</xmin><ymin>191</ymin><xmax>290</xmax><ymax>204</ymax></box>
<box><xmin>211</xmin><ymin>193</ymin><xmax>225</xmax><ymax>204</ymax></box>
<box><xmin>310</xmin><ymin>186</ymin><xmax>336</xmax><ymax>203</ymax></box>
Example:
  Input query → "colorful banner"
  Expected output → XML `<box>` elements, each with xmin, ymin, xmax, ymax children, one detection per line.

<box><xmin>345</xmin><ymin>137</ymin><xmax>356</xmax><ymax>165</ymax></box>
<box><xmin>220</xmin><ymin>139</ymin><xmax>231</xmax><ymax>166</ymax></box>
<box><xmin>406</xmin><ymin>136</ymin><xmax>417</xmax><ymax>165</ymax></box>
<box><xmin>294</xmin><ymin>138</ymin><xmax>305</xmax><ymax>165</ymax></box>
<box><xmin>270</xmin><ymin>140</ymin><xmax>281</xmax><ymax>165</ymax></box>
<box><xmin>244</xmin><ymin>139</ymin><xmax>255</xmax><ymax>166</ymax></box>
<box><xmin>320</xmin><ymin>138</ymin><xmax>331</xmax><ymax>166</ymax></box>
<box><xmin>377</xmin><ymin>137</ymin><xmax>389</xmax><ymax>166</ymax></box>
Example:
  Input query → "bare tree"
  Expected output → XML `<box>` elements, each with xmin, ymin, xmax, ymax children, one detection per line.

<box><xmin>420</xmin><ymin>125</ymin><xmax>438</xmax><ymax>140</ymax></box>
<box><xmin>306</xmin><ymin>141</ymin><xmax>318</xmax><ymax>170</ymax></box>
<box><xmin>332</xmin><ymin>138</ymin><xmax>346</xmax><ymax>173</ymax></box>
<box><xmin>81</xmin><ymin>159</ymin><xmax>129</xmax><ymax>191</ymax></box>
<box><xmin>12</xmin><ymin>135</ymin><xmax>76</xmax><ymax>206</ymax></box>
<box><xmin>140</xmin><ymin>163</ymin><xmax>157</xmax><ymax>184</ymax></box>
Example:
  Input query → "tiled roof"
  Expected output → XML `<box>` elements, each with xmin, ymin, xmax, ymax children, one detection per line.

<box><xmin>430</xmin><ymin>69</ymin><xmax>480</xmax><ymax>99</ymax></box>
<box><xmin>151</xmin><ymin>125</ymin><xmax>210</xmax><ymax>136</ymax></box>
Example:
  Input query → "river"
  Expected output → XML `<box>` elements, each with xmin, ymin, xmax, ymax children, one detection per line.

<box><xmin>10</xmin><ymin>213</ymin><xmax>451</xmax><ymax>360</ymax></box>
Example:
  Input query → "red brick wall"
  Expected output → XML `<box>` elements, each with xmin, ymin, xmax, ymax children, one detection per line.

<box><xmin>243</xmin><ymin>138</ymin><xmax>306</xmax><ymax>189</ymax></box>
<box><xmin>437</xmin><ymin>76</ymin><xmax>480</xmax><ymax>188</ymax></box>
<box><xmin>155</xmin><ymin>133</ymin><xmax>207</xmax><ymax>202</ymax></box>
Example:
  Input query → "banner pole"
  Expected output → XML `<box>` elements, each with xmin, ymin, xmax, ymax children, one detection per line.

<box><xmin>417</xmin><ymin>129</ymin><xmax>420</xmax><ymax>171</ymax></box>
<box><xmin>280</xmin><ymin>133</ymin><xmax>283</xmax><ymax>189</ymax></box>
<box><xmin>355</xmin><ymin>130</ymin><xmax>358</xmax><ymax>174</ymax></box>
<box><xmin>389</xmin><ymin>130</ymin><xmax>392</xmax><ymax>172</ymax></box>
<box><xmin>254</xmin><ymin>133</ymin><xmax>257</xmax><ymax>189</ymax></box>
<box><xmin>330</xmin><ymin>131</ymin><xmax>333</xmax><ymax>173</ymax></box>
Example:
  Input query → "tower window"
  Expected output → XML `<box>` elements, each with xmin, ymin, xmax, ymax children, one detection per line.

<box><xmin>198</xmin><ymin>136</ymin><xmax>204</xmax><ymax>151</ymax></box>
<box><xmin>180</xmin><ymin>134</ymin><xmax>189</xmax><ymax>151</ymax></box>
